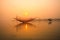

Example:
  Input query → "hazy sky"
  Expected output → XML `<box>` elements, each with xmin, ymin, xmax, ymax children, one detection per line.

<box><xmin>0</xmin><ymin>0</ymin><xmax>60</xmax><ymax>20</ymax></box>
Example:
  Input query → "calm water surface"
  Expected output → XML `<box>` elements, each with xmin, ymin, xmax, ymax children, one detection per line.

<box><xmin>0</xmin><ymin>20</ymin><xmax>60</xmax><ymax>40</ymax></box>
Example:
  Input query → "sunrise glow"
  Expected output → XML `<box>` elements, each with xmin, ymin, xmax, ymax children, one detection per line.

<box><xmin>1</xmin><ymin>0</ymin><xmax>59</xmax><ymax>19</ymax></box>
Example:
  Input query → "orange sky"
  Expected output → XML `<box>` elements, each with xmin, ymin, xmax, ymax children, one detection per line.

<box><xmin>0</xmin><ymin>0</ymin><xmax>60</xmax><ymax>20</ymax></box>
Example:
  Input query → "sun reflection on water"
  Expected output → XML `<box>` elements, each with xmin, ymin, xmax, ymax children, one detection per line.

<box><xmin>15</xmin><ymin>23</ymin><xmax>36</xmax><ymax>32</ymax></box>
<box><xmin>25</xmin><ymin>24</ymin><xmax>28</xmax><ymax>30</ymax></box>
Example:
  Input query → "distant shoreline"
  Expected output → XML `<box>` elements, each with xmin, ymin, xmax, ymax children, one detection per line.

<box><xmin>34</xmin><ymin>18</ymin><xmax>60</xmax><ymax>21</ymax></box>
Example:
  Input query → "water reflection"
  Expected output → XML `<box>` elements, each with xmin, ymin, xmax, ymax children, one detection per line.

<box><xmin>48</xmin><ymin>21</ymin><xmax>52</xmax><ymax>24</ymax></box>
<box><xmin>15</xmin><ymin>23</ymin><xmax>36</xmax><ymax>32</ymax></box>
<box><xmin>0</xmin><ymin>20</ymin><xmax>60</xmax><ymax>40</ymax></box>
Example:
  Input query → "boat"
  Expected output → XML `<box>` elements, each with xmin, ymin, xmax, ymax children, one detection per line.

<box><xmin>15</xmin><ymin>16</ymin><xmax>35</xmax><ymax>23</ymax></box>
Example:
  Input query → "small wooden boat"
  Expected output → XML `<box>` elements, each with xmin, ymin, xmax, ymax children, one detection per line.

<box><xmin>15</xmin><ymin>17</ymin><xmax>35</xmax><ymax>23</ymax></box>
<box><xmin>48</xmin><ymin>18</ymin><xmax>52</xmax><ymax>21</ymax></box>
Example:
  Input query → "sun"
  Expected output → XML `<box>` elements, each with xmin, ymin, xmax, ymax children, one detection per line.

<box><xmin>23</xmin><ymin>9</ymin><xmax>29</xmax><ymax>17</ymax></box>
<box><xmin>24</xmin><ymin>11</ymin><xmax>29</xmax><ymax>17</ymax></box>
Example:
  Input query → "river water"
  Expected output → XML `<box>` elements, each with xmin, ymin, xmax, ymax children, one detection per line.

<box><xmin>0</xmin><ymin>20</ymin><xmax>60</xmax><ymax>40</ymax></box>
